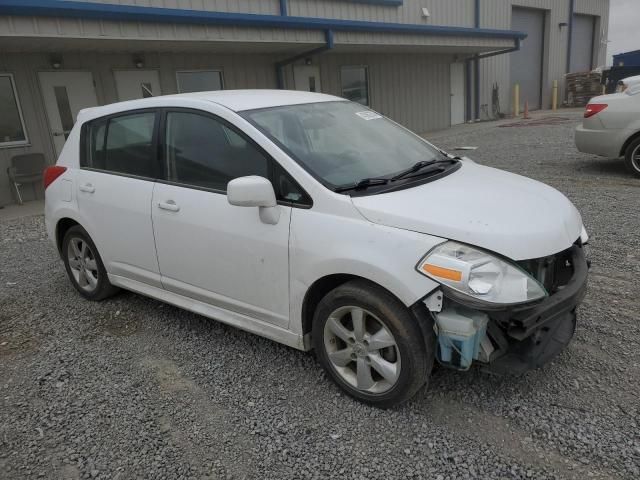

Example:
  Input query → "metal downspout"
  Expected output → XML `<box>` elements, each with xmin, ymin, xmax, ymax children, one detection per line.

<box><xmin>566</xmin><ymin>0</ymin><xmax>575</xmax><ymax>73</ymax></box>
<box><xmin>475</xmin><ymin>40</ymin><xmax>521</xmax><ymax>61</ymax></box>
<box><xmin>474</xmin><ymin>0</ymin><xmax>481</xmax><ymax>120</ymax></box>
<box><xmin>276</xmin><ymin>29</ymin><xmax>334</xmax><ymax>89</ymax></box>
<box><xmin>279</xmin><ymin>0</ymin><xmax>287</xmax><ymax>17</ymax></box>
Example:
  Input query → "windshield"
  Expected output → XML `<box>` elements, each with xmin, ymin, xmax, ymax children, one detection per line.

<box><xmin>241</xmin><ymin>101</ymin><xmax>446</xmax><ymax>190</ymax></box>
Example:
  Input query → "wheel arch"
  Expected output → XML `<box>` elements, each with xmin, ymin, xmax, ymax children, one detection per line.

<box><xmin>620</xmin><ymin>130</ymin><xmax>640</xmax><ymax>157</ymax></box>
<box><xmin>55</xmin><ymin>217</ymin><xmax>81</xmax><ymax>254</ymax></box>
<box><xmin>300</xmin><ymin>273</ymin><xmax>428</xmax><ymax>340</ymax></box>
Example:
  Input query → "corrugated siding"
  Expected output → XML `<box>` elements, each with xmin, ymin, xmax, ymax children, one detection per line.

<box><xmin>290</xmin><ymin>0</ymin><xmax>475</xmax><ymax>26</ymax></box>
<box><xmin>0</xmin><ymin>50</ymin><xmax>280</xmax><ymax>206</ymax></box>
<box><xmin>478</xmin><ymin>0</ymin><xmax>609</xmax><ymax>118</ymax></box>
<box><xmin>313</xmin><ymin>52</ymin><xmax>452</xmax><ymax>132</ymax></box>
<box><xmin>65</xmin><ymin>0</ymin><xmax>280</xmax><ymax>15</ymax></box>
<box><xmin>0</xmin><ymin>49</ymin><xmax>452</xmax><ymax>205</ymax></box>
<box><xmin>64</xmin><ymin>0</ymin><xmax>475</xmax><ymax>26</ymax></box>
<box><xmin>0</xmin><ymin>15</ymin><xmax>325</xmax><ymax>44</ymax></box>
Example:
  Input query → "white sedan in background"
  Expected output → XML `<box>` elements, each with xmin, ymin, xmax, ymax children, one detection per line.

<box><xmin>575</xmin><ymin>82</ymin><xmax>640</xmax><ymax>177</ymax></box>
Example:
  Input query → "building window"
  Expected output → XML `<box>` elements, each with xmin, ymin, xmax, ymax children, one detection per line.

<box><xmin>176</xmin><ymin>70</ymin><xmax>224</xmax><ymax>93</ymax></box>
<box><xmin>0</xmin><ymin>74</ymin><xmax>28</xmax><ymax>147</ymax></box>
<box><xmin>340</xmin><ymin>66</ymin><xmax>369</xmax><ymax>106</ymax></box>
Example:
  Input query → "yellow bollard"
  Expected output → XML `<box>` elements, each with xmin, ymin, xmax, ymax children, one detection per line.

<box><xmin>552</xmin><ymin>80</ymin><xmax>558</xmax><ymax>112</ymax></box>
<box><xmin>514</xmin><ymin>83</ymin><xmax>520</xmax><ymax>117</ymax></box>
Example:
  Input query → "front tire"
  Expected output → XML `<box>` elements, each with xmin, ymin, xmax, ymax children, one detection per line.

<box><xmin>312</xmin><ymin>280</ymin><xmax>433</xmax><ymax>408</ymax></box>
<box><xmin>624</xmin><ymin>137</ymin><xmax>640</xmax><ymax>177</ymax></box>
<box><xmin>62</xmin><ymin>225</ymin><xmax>119</xmax><ymax>301</ymax></box>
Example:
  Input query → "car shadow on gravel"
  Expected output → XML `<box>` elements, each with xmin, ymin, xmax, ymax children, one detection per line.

<box><xmin>574</xmin><ymin>156</ymin><xmax>638</xmax><ymax>180</ymax></box>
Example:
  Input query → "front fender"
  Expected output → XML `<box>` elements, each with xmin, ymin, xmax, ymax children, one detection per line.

<box><xmin>289</xmin><ymin>209</ymin><xmax>442</xmax><ymax>336</ymax></box>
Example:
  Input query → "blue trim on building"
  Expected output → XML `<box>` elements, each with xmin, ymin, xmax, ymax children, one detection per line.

<box><xmin>279</xmin><ymin>0</ymin><xmax>287</xmax><ymax>17</ymax></box>
<box><xmin>0</xmin><ymin>0</ymin><xmax>527</xmax><ymax>40</ymax></box>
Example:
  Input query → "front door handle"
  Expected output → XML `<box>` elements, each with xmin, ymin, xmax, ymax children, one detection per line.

<box><xmin>158</xmin><ymin>200</ymin><xmax>180</xmax><ymax>212</ymax></box>
<box><xmin>79</xmin><ymin>183</ymin><xmax>95</xmax><ymax>193</ymax></box>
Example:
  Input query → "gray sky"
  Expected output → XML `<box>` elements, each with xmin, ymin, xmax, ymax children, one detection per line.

<box><xmin>607</xmin><ymin>0</ymin><xmax>640</xmax><ymax>64</ymax></box>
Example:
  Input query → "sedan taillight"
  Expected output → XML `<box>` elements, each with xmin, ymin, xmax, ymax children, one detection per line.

<box><xmin>43</xmin><ymin>166</ymin><xmax>67</xmax><ymax>189</ymax></box>
<box><xmin>584</xmin><ymin>103</ymin><xmax>608</xmax><ymax>118</ymax></box>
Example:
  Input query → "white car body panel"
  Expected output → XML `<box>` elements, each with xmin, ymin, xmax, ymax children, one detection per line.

<box><xmin>351</xmin><ymin>161</ymin><xmax>583</xmax><ymax>261</ymax></box>
<box><xmin>76</xmin><ymin>169</ymin><xmax>162</xmax><ymax>288</ymax></box>
<box><xmin>45</xmin><ymin>90</ymin><xmax>587</xmax><ymax>352</ymax></box>
<box><xmin>151</xmin><ymin>182</ymin><xmax>292</xmax><ymax>328</ymax></box>
<box><xmin>575</xmin><ymin>90</ymin><xmax>640</xmax><ymax>158</ymax></box>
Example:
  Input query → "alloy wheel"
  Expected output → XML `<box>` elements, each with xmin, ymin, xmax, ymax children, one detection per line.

<box><xmin>323</xmin><ymin>306</ymin><xmax>401</xmax><ymax>394</ymax></box>
<box><xmin>632</xmin><ymin>144</ymin><xmax>640</xmax><ymax>173</ymax></box>
<box><xmin>67</xmin><ymin>237</ymin><xmax>99</xmax><ymax>292</ymax></box>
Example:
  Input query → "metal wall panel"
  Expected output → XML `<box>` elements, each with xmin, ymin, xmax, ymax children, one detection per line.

<box><xmin>0</xmin><ymin>15</ymin><xmax>325</xmax><ymax>44</ymax></box>
<box><xmin>289</xmin><ymin>0</ymin><xmax>475</xmax><ymax>26</ymax></box>
<box><xmin>0</xmin><ymin>49</ymin><xmax>452</xmax><ymax>205</ymax></box>
<box><xmin>571</xmin><ymin>14</ymin><xmax>595</xmax><ymax>73</ymax></box>
<box><xmin>65</xmin><ymin>0</ymin><xmax>280</xmax><ymax>15</ymax></box>
<box><xmin>510</xmin><ymin>7</ymin><xmax>545</xmax><ymax>110</ymax></box>
<box><xmin>478</xmin><ymin>0</ymin><xmax>609</xmax><ymax>118</ymax></box>
<box><xmin>67</xmin><ymin>0</ymin><xmax>475</xmax><ymax>26</ymax></box>
<box><xmin>314</xmin><ymin>52</ymin><xmax>452</xmax><ymax>132</ymax></box>
<box><xmin>0</xmin><ymin>50</ymin><xmax>280</xmax><ymax>206</ymax></box>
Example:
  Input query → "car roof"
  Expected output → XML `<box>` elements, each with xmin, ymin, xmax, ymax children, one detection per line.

<box><xmin>184</xmin><ymin>89</ymin><xmax>343</xmax><ymax>111</ymax></box>
<box><xmin>622</xmin><ymin>75</ymin><xmax>640</xmax><ymax>86</ymax></box>
<box><xmin>77</xmin><ymin>89</ymin><xmax>345</xmax><ymax>122</ymax></box>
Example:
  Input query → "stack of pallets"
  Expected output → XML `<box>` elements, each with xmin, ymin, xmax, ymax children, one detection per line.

<box><xmin>565</xmin><ymin>71</ymin><xmax>603</xmax><ymax>107</ymax></box>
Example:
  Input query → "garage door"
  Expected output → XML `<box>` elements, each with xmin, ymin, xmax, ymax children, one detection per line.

<box><xmin>571</xmin><ymin>14</ymin><xmax>595</xmax><ymax>73</ymax></box>
<box><xmin>511</xmin><ymin>7</ymin><xmax>545</xmax><ymax>110</ymax></box>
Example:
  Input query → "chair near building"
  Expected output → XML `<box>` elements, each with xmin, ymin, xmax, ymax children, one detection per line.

<box><xmin>6</xmin><ymin>153</ymin><xmax>45</xmax><ymax>205</ymax></box>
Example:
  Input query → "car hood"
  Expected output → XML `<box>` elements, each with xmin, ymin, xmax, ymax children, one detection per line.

<box><xmin>350</xmin><ymin>161</ymin><xmax>583</xmax><ymax>261</ymax></box>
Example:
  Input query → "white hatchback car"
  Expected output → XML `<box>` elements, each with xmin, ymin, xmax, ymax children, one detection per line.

<box><xmin>575</xmin><ymin>83</ymin><xmax>640</xmax><ymax>177</ymax></box>
<box><xmin>45</xmin><ymin>90</ymin><xmax>589</xmax><ymax>407</ymax></box>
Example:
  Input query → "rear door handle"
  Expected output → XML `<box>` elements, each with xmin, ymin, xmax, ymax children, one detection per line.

<box><xmin>79</xmin><ymin>183</ymin><xmax>95</xmax><ymax>193</ymax></box>
<box><xmin>158</xmin><ymin>200</ymin><xmax>180</xmax><ymax>212</ymax></box>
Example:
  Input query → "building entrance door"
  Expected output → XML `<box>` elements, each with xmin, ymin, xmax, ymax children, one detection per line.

<box><xmin>38</xmin><ymin>71</ymin><xmax>98</xmax><ymax>157</ymax></box>
<box><xmin>114</xmin><ymin>70</ymin><xmax>161</xmax><ymax>101</ymax></box>
<box><xmin>293</xmin><ymin>65</ymin><xmax>322</xmax><ymax>92</ymax></box>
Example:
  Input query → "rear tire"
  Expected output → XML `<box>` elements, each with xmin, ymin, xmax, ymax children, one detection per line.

<box><xmin>312</xmin><ymin>280</ymin><xmax>433</xmax><ymax>408</ymax></box>
<box><xmin>62</xmin><ymin>225</ymin><xmax>119</xmax><ymax>301</ymax></box>
<box><xmin>624</xmin><ymin>137</ymin><xmax>640</xmax><ymax>177</ymax></box>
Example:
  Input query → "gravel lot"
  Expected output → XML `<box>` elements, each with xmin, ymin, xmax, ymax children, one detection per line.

<box><xmin>1</xmin><ymin>110</ymin><xmax>639</xmax><ymax>480</ymax></box>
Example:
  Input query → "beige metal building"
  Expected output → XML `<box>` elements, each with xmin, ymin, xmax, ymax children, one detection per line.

<box><xmin>0</xmin><ymin>0</ymin><xmax>609</xmax><ymax>206</ymax></box>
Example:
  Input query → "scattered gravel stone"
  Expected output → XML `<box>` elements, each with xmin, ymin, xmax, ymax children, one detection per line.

<box><xmin>0</xmin><ymin>111</ymin><xmax>638</xmax><ymax>479</ymax></box>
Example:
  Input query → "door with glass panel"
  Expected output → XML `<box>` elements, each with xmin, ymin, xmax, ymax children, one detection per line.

<box><xmin>293</xmin><ymin>65</ymin><xmax>322</xmax><ymax>93</ymax></box>
<box><xmin>77</xmin><ymin>110</ymin><xmax>162</xmax><ymax>287</ymax></box>
<box><xmin>38</xmin><ymin>71</ymin><xmax>98</xmax><ymax>157</ymax></box>
<box><xmin>113</xmin><ymin>70</ymin><xmax>161</xmax><ymax>101</ymax></box>
<box><xmin>151</xmin><ymin>110</ymin><xmax>295</xmax><ymax>327</ymax></box>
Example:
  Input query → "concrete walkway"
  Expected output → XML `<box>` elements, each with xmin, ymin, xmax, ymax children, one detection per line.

<box><xmin>0</xmin><ymin>200</ymin><xmax>44</xmax><ymax>222</ymax></box>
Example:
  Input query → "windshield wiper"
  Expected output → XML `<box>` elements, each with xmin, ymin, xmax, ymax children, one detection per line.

<box><xmin>390</xmin><ymin>158</ymin><xmax>456</xmax><ymax>182</ymax></box>
<box><xmin>334</xmin><ymin>177</ymin><xmax>389</xmax><ymax>193</ymax></box>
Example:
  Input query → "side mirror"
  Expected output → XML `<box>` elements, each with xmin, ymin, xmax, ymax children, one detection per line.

<box><xmin>227</xmin><ymin>176</ymin><xmax>280</xmax><ymax>225</ymax></box>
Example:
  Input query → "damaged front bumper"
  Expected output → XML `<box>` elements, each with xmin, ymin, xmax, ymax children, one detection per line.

<box><xmin>419</xmin><ymin>244</ymin><xmax>589</xmax><ymax>375</ymax></box>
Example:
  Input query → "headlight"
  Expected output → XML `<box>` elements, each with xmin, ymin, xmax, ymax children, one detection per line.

<box><xmin>417</xmin><ymin>241</ymin><xmax>547</xmax><ymax>305</ymax></box>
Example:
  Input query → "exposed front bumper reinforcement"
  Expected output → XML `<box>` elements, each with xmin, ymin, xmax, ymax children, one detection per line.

<box><xmin>437</xmin><ymin>245</ymin><xmax>589</xmax><ymax>375</ymax></box>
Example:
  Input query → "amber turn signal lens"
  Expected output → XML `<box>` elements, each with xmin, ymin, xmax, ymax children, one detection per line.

<box><xmin>421</xmin><ymin>264</ymin><xmax>462</xmax><ymax>282</ymax></box>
